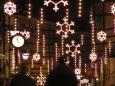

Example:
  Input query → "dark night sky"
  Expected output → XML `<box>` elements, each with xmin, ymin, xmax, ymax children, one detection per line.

<box><xmin>13</xmin><ymin>0</ymin><xmax>92</xmax><ymax>32</ymax></box>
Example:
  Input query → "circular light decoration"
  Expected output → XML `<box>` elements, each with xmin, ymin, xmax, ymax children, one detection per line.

<box><xmin>33</xmin><ymin>53</ymin><xmax>40</xmax><ymax>61</ymax></box>
<box><xmin>89</xmin><ymin>52</ymin><xmax>97</xmax><ymax>62</ymax></box>
<box><xmin>97</xmin><ymin>31</ymin><xmax>107</xmax><ymax>42</ymax></box>
<box><xmin>4</xmin><ymin>1</ymin><xmax>16</xmax><ymax>16</ymax></box>
<box><xmin>111</xmin><ymin>3</ymin><xmax>115</xmax><ymax>15</ymax></box>
<box><xmin>75</xmin><ymin>68</ymin><xmax>81</xmax><ymax>75</ymax></box>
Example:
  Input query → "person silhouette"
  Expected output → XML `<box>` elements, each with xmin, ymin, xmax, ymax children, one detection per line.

<box><xmin>9</xmin><ymin>61</ymin><xmax>36</xmax><ymax>86</ymax></box>
<box><xmin>45</xmin><ymin>56</ymin><xmax>78</xmax><ymax>86</ymax></box>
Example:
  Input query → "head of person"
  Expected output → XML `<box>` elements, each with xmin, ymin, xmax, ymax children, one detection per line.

<box><xmin>19</xmin><ymin>61</ymin><xmax>28</xmax><ymax>74</ymax></box>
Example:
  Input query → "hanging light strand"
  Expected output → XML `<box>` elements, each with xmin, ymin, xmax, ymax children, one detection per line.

<box><xmin>28</xmin><ymin>2</ymin><xmax>32</xmax><ymax>18</ymax></box>
<box><xmin>18</xmin><ymin>50</ymin><xmax>21</xmax><ymax>64</ymax></box>
<box><xmin>108</xmin><ymin>41</ymin><xmax>112</xmax><ymax>54</ymax></box>
<box><xmin>42</xmin><ymin>35</ymin><xmax>46</xmax><ymax>57</ymax></box>
<box><xmin>78</xmin><ymin>0</ymin><xmax>82</xmax><ymax>17</ymax></box>
<box><xmin>81</xmin><ymin>34</ymin><xmax>84</xmax><ymax>45</ymax></box>
<box><xmin>14</xmin><ymin>18</ymin><xmax>17</xmax><ymax>30</ymax></box>
<box><xmin>104</xmin><ymin>47</ymin><xmax>108</xmax><ymax>65</ymax></box>
<box><xmin>40</xmin><ymin>8</ymin><xmax>43</xmax><ymax>24</ymax></box>
<box><xmin>55</xmin><ymin>43</ymin><xmax>58</xmax><ymax>62</ymax></box>
<box><xmin>37</xmin><ymin>21</ymin><xmax>40</xmax><ymax>53</ymax></box>
<box><xmin>12</xmin><ymin>48</ymin><xmax>15</xmax><ymax>73</ymax></box>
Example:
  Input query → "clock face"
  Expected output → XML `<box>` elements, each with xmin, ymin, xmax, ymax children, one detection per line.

<box><xmin>12</xmin><ymin>35</ymin><xmax>24</xmax><ymax>48</ymax></box>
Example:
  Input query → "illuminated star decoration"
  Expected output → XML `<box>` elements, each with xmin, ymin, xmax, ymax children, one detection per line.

<box><xmin>56</xmin><ymin>17</ymin><xmax>75</xmax><ymax>38</ymax></box>
<box><xmin>111</xmin><ymin>3</ymin><xmax>115</xmax><ymax>15</ymax></box>
<box><xmin>66</xmin><ymin>40</ymin><xmax>80</xmax><ymax>57</ymax></box>
<box><xmin>4</xmin><ymin>1</ymin><xmax>16</xmax><ymax>16</ymax></box>
<box><xmin>97</xmin><ymin>31</ymin><xmax>107</xmax><ymax>42</ymax></box>
<box><xmin>89</xmin><ymin>52</ymin><xmax>97</xmax><ymax>62</ymax></box>
<box><xmin>37</xmin><ymin>73</ymin><xmax>46</xmax><ymax>85</ymax></box>
<box><xmin>75</xmin><ymin>68</ymin><xmax>81</xmax><ymax>75</ymax></box>
<box><xmin>44</xmin><ymin>0</ymin><xmax>68</xmax><ymax>12</ymax></box>
<box><xmin>33</xmin><ymin>53</ymin><xmax>40</xmax><ymax>61</ymax></box>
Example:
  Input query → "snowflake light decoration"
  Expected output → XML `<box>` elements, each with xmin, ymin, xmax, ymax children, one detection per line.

<box><xmin>75</xmin><ymin>68</ymin><xmax>81</xmax><ymax>75</ymax></box>
<box><xmin>37</xmin><ymin>73</ymin><xmax>46</xmax><ymax>86</ymax></box>
<box><xmin>10</xmin><ymin>30</ymin><xmax>30</xmax><ymax>39</ymax></box>
<box><xmin>20</xmin><ymin>30</ymin><xmax>30</xmax><ymax>39</ymax></box>
<box><xmin>66</xmin><ymin>40</ymin><xmax>80</xmax><ymax>57</ymax></box>
<box><xmin>89</xmin><ymin>52</ymin><xmax>97</xmax><ymax>62</ymax></box>
<box><xmin>56</xmin><ymin>17</ymin><xmax>75</xmax><ymax>38</ymax></box>
<box><xmin>44</xmin><ymin>0</ymin><xmax>68</xmax><ymax>12</ymax></box>
<box><xmin>111</xmin><ymin>3</ymin><xmax>115</xmax><ymax>15</ymax></box>
<box><xmin>33</xmin><ymin>53</ymin><xmax>40</xmax><ymax>61</ymax></box>
<box><xmin>97</xmin><ymin>31</ymin><xmax>107</xmax><ymax>42</ymax></box>
<box><xmin>4</xmin><ymin>1</ymin><xmax>16</xmax><ymax>16</ymax></box>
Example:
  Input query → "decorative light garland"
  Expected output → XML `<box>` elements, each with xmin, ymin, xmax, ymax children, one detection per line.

<box><xmin>18</xmin><ymin>50</ymin><xmax>21</xmax><ymax>64</ymax></box>
<box><xmin>79</xmin><ymin>56</ymin><xmax>81</xmax><ymax>69</ymax></box>
<box><xmin>12</xmin><ymin>48</ymin><xmax>15</xmax><ymax>73</ymax></box>
<box><xmin>47</xmin><ymin>59</ymin><xmax>50</xmax><ymax>74</ymax></box>
<box><xmin>55</xmin><ymin>43</ymin><xmax>58</xmax><ymax>62</ymax></box>
<box><xmin>81</xmin><ymin>35</ymin><xmax>84</xmax><ymax>45</ymax></box>
<box><xmin>61</xmin><ymin>37</ymin><xmax>64</xmax><ymax>55</ymax></box>
<box><xmin>108</xmin><ymin>41</ymin><xmax>112</xmax><ymax>54</ymax></box>
<box><xmin>28</xmin><ymin>2</ymin><xmax>32</xmax><ymax>18</ymax></box>
<box><xmin>4</xmin><ymin>1</ymin><xmax>16</xmax><ymax>16</ymax></box>
<box><xmin>111</xmin><ymin>3</ymin><xmax>115</xmax><ymax>15</ymax></box>
<box><xmin>97</xmin><ymin>30</ymin><xmax>107</xmax><ymax>42</ymax></box>
<box><xmin>100</xmin><ymin>58</ymin><xmax>103</xmax><ymax>73</ymax></box>
<box><xmin>33</xmin><ymin>21</ymin><xmax>40</xmax><ymax>61</ymax></box>
<box><xmin>113</xmin><ymin>19</ymin><xmax>115</xmax><ymax>33</ymax></box>
<box><xmin>40</xmin><ymin>8</ymin><xmax>43</xmax><ymax>24</ymax></box>
<box><xmin>104</xmin><ymin>47</ymin><xmax>107</xmax><ymax>65</ymax></box>
<box><xmin>66</xmin><ymin>40</ymin><xmax>80</xmax><ymax>57</ymax></box>
<box><xmin>78</xmin><ymin>0</ymin><xmax>82</xmax><ymax>17</ymax></box>
<box><xmin>42</xmin><ymin>35</ymin><xmax>46</xmax><ymax>57</ymax></box>
<box><xmin>44</xmin><ymin>0</ymin><xmax>68</xmax><ymax>12</ymax></box>
<box><xmin>56</xmin><ymin>17</ymin><xmax>75</xmax><ymax>38</ymax></box>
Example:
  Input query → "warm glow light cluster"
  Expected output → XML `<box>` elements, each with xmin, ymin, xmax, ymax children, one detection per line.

<box><xmin>97</xmin><ymin>31</ymin><xmax>107</xmax><ymax>42</ymax></box>
<box><xmin>44</xmin><ymin>0</ymin><xmax>68</xmax><ymax>12</ymax></box>
<box><xmin>33</xmin><ymin>53</ymin><xmax>40</xmax><ymax>61</ymax></box>
<box><xmin>111</xmin><ymin>3</ymin><xmax>115</xmax><ymax>15</ymax></box>
<box><xmin>66</xmin><ymin>40</ymin><xmax>80</xmax><ymax>57</ymax></box>
<box><xmin>4</xmin><ymin>1</ymin><xmax>16</xmax><ymax>16</ymax></box>
<box><xmin>75</xmin><ymin>68</ymin><xmax>81</xmax><ymax>75</ymax></box>
<box><xmin>56</xmin><ymin>17</ymin><xmax>75</xmax><ymax>38</ymax></box>
<box><xmin>89</xmin><ymin>52</ymin><xmax>97</xmax><ymax>62</ymax></box>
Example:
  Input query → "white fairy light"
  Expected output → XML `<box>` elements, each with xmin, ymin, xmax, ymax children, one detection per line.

<box><xmin>47</xmin><ymin>59</ymin><xmax>50</xmax><ymax>74</ymax></box>
<box><xmin>108</xmin><ymin>41</ymin><xmax>112</xmax><ymax>54</ymax></box>
<box><xmin>4</xmin><ymin>1</ymin><xmax>16</xmax><ymax>16</ymax></box>
<box><xmin>14</xmin><ymin>18</ymin><xmax>17</xmax><ymax>30</ymax></box>
<box><xmin>33</xmin><ymin>21</ymin><xmax>40</xmax><ymax>61</ymax></box>
<box><xmin>95</xmin><ymin>63</ymin><xmax>97</xmax><ymax>77</ymax></box>
<box><xmin>7</xmin><ymin>31</ymin><xmax>10</xmax><ymax>43</ymax></box>
<box><xmin>12</xmin><ymin>48</ymin><xmax>15</xmax><ymax>72</ymax></box>
<box><xmin>100</xmin><ymin>58</ymin><xmax>103</xmax><ymax>73</ymax></box>
<box><xmin>79</xmin><ymin>56</ymin><xmax>81</xmax><ymax>69</ymax></box>
<box><xmin>44</xmin><ymin>0</ymin><xmax>68</xmax><ymax>12</ymax></box>
<box><xmin>97</xmin><ymin>31</ymin><xmax>107</xmax><ymax>42</ymax></box>
<box><xmin>81</xmin><ymin>35</ymin><xmax>84</xmax><ymax>45</ymax></box>
<box><xmin>78</xmin><ymin>0</ymin><xmax>82</xmax><ymax>17</ymax></box>
<box><xmin>61</xmin><ymin>37</ymin><xmax>64</xmax><ymax>55</ymax></box>
<box><xmin>89</xmin><ymin>52</ymin><xmax>97</xmax><ymax>62</ymax></box>
<box><xmin>40</xmin><ymin>8</ymin><xmax>43</xmax><ymax>24</ymax></box>
<box><xmin>74</xmin><ymin>53</ymin><xmax>77</xmax><ymax>68</ymax></box>
<box><xmin>18</xmin><ymin>50</ymin><xmax>21</xmax><ymax>64</ymax></box>
<box><xmin>113</xmin><ymin>19</ymin><xmax>115</xmax><ymax>33</ymax></box>
<box><xmin>28</xmin><ymin>3</ymin><xmax>32</xmax><ymax>18</ymax></box>
<box><xmin>55</xmin><ymin>43</ymin><xmax>58</xmax><ymax>62</ymax></box>
<box><xmin>66</xmin><ymin>40</ymin><xmax>80</xmax><ymax>57</ymax></box>
<box><xmin>31</xmin><ymin>59</ymin><xmax>34</xmax><ymax>68</ymax></box>
<box><xmin>104</xmin><ymin>47</ymin><xmax>107</xmax><ymax>65</ymax></box>
<box><xmin>85</xmin><ymin>64</ymin><xmax>87</xmax><ymax>73</ymax></box>
<box><xmin>56</xmin><ymin>17</ymin><xmax>75</xmax><ymax>38</ymax></box>
<box><xmin>42</xmin><ymin>35</ymin><xmax>46</xmax><ymax>57</ymax></box>
<box><xmin>111</xmin><ymin>3</ymin><xmax>115</xmax><ymax>15</ymax></box>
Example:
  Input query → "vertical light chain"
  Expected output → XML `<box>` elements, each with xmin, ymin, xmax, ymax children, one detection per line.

<box><xmin>113</xmin><ymin>19</ymin><xmax>115</xmax><ymax>33</ymax></box>
<box><xmin>101</xmin><ymin>58</ymin><xmax>103</xmax><ymax>73</ymax></box>
<box><xmin>85</xmin><ymin>64</ymin><xmax>87</xmax><ymax>73</ymax></box>
<box><xmin>55</xmin><ymin>43</ymin><xmax>58</xmax><ymax>62</ymax></box>
<box><xmin>74</xmin><ymin>53</ymin><xmax>77</xmax><ymax>68</ymax></box>
<box><xmin>31</xmin><ymin>59</ymin><xmax>34</xmax><ymax>68</ymax></box>
<box><xmin>43</xmin><ymin>35</ymin><xmax>46</xmax><ymax>57</ymax></box>
<box><xmin>66</xmin><ymin>8</ymin><xmax>69</xmax><ymax>19</ymax></box>
<box><xmin>40</xmin><ymin>8</ymin><xmax>43</xmax><ymax>24</ymax></box>
<box><xmin>51</xmin><ymin>58</ymin><xmax>53</xmax><ymax>70</ymax></box>
<box><xmin>108</xmin><ymin>41</ymin><xmax>111</xmax><ymax>54</ymax></box>
<box><xmin>14</xmin><ymin>18</ymin><xmax>17</xmax><ymax>30</ymax></box>
<box><xmin>7</xmin><ymin>31</ymin><xmax>10</xmax><ymax>43</ymax></box>
<box><xmin>18</xmin><ymin>50</ymin><xmax>21</xmax><ymax>64</ymax></box>
<box><xmin>61</xmin><ymin>37</ymin><xmax>64</xmax><ymax>55</ymax></box>
<box><xmin>28</xmin><ymin>2</ymin><xmax>32</xmax><ymax>18</ymax></box>
<box><xmin>47</xmin><ymin>59</ymin><xmax>50</xmax><ymax>74</ymax></box>
<box><xmin>37</xmin><ymin>21</ymin><xmax>40</xmax><ymax>53</ymax></box>
<box><xmin>81</xmin><ymin>34</ymin><xmax>84</xmax><ymax>45</ymax></box>
<box><xmin>95</xmin><ymin>63</ymin><xmax>97</xmax><ymax>77</ymax></box>
<box><xmin>79</xmin><ymin>55</ymin><xmax>81</xmax><ymax>69</ymax></box>
<box><xmin>78</xmin><ymin>0</ymin><xmax>82</xmax><ymax>17</ymax></box>
<box><xmin>12</xmin><ymin>48</ymin><xmax>15</xmax><ymax>73</ymax></box>
<box><xmin>104</xmin><ymin>47</ymin><xmax>107</xmax><ymax>65</ymax></box>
